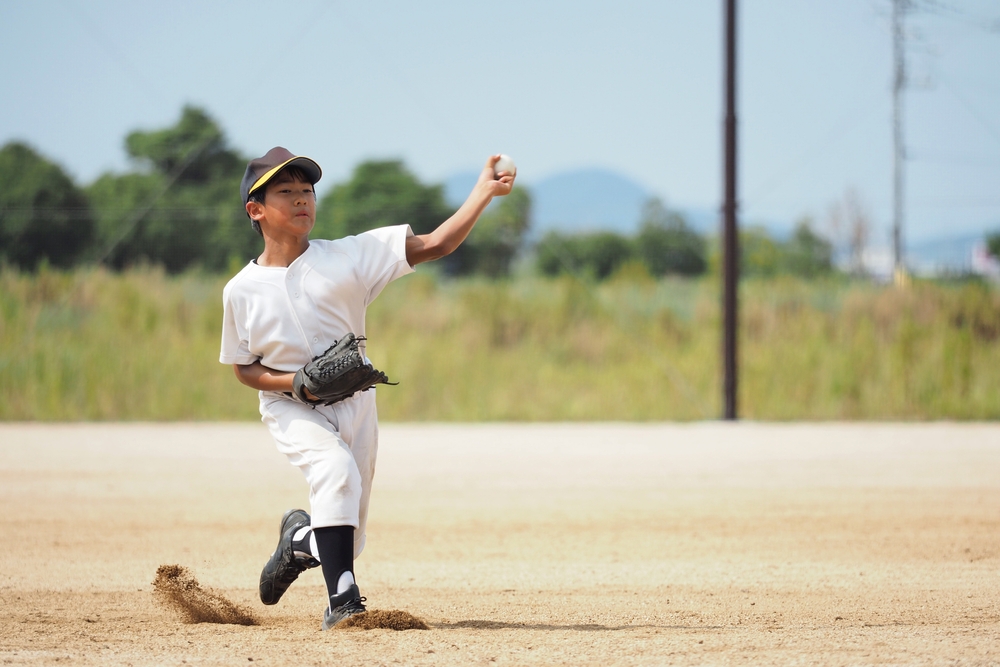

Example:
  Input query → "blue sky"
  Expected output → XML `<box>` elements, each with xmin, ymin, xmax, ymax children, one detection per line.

<box><xmin>2</xmin><ymin>0</ymin><xmax>998</xmax><ymax>248</ymax></box>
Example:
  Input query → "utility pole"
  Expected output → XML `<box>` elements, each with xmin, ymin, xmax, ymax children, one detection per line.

<box><xmin>892</xmin><ymin>0</ymin><xmax>907</xmax><ymax>283</ymax></box>
<box><xmin>722</xmin><ymin>0</ymin><xmax>738</xmax><ymax>420</ymax></box>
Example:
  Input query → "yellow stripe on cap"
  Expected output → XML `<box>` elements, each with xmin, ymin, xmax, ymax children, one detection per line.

<box><xmin>248</xmin><ymin>156</ymin><xmax>319</xmax><ymax>196</ymax></box>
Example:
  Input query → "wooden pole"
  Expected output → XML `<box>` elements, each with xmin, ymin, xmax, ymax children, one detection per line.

<box><xmin>722</xmin><ymin>0</ymin><xmax>739</xmax><ymax>420</ymax></box>
<box><xmin>892</xmin><ymin>0</ymin><xmax>907</xmax><ymax>283</ymax></box>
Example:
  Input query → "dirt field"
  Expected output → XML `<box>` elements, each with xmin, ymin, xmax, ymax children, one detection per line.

<box><xmin>1</xmin><ymin>422</ymin><xmax>998</xmax><ymax>666</ymax></box>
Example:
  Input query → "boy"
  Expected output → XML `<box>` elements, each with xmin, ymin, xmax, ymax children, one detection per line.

<box><xmin>220</xmin><ymin>147</ymin><xmax>515</xmax><ymax>630</ymax></box>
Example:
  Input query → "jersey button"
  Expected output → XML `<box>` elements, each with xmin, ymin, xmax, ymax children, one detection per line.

<box><xmin>313</xmin><ymin>337</ymin><xmax>319</xmax><ymax>343</ymax></box>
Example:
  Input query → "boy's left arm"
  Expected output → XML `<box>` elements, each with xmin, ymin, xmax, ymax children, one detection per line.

<box><xmin>232</xmin><ymin>361</ymin><xmax>317</xmax><ymax>401</ymax></box>
<box><xmin>233</xmin><ymin>361</ymin><xmax>297</xmax><ymax>393</ymax></box>
<box><xmin>405</xmin><ymin>154</ymin><xmax>515</xmax><ymax>266</ymax></box>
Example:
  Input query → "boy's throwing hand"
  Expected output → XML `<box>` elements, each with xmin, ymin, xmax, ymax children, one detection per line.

<box><xmin>483</xmin><ymin>153</ymin><xmax>516</xmax><ymax>195</ymax></box>
<box><xmin>404</xmin><ymin>153</ymin><xmax>516</xmax><ymax>266</ymax></box>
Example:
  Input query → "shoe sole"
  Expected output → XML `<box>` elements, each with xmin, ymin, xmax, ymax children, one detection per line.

<box><xmin>259</xmin><ymin>509</ymin><xmax>311</xmax><ymax>605</ymax></box>
<box><xmin>321</xmin><ymin>584</ymin><xmax>366</xmax><ymax>630</ymax></box>
<box><xmin>322</xmin><ymin>604</ymin><xmax>366</xmax><ymax>630</ymax></box>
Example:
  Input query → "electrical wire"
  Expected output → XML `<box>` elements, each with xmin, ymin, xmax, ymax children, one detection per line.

<box><xmin>58</xmin><ymin>0</ymin><xmax>340</xmax><ymax>265</ymax></box>
<box><xmin>42</xmin><ymin>2</ymin><xmax>719</xmax><ymax>418</ymax></box>
<box><xmin>741</xmin><ymin>94</ymin><xmax>886</xmax><ymax>211</ymax></box>
<box><xmin>939</xmin><ymin>74</ymin><xmax>1000</xmax><ymax>147</ymax></box>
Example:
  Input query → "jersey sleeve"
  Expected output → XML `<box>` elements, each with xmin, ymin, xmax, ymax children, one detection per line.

<box><xmin>219</xmin><ymin>278</ymin><xmax>258</xmax><ymax>365</ymax></box>
<box><xmin>356</xmin><ymin>224</ymin><xmax>416</xmax><ymax>305</ymax></box>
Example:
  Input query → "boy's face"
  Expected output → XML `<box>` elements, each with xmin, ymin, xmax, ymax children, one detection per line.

<box><xmin>247</xmin><ymin>174</ymin><xmax>316</xmax><ymax>237</ymax></box>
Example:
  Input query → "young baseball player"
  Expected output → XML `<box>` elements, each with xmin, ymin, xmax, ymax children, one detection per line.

<box><xmin>220</xmin><ymin>147</ymin><xmax>515</xmax><ymax>630</ymax></box>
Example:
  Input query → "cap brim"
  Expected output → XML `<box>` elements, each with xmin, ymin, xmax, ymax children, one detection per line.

<box><xmin>247</xmin><ymin>156</ymin><xmax>322</xmax><ymax>197</ymax></box>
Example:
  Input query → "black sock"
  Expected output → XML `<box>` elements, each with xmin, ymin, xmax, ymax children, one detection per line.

<box><xmin>312</xmin><ymin>525</ymin><xmax>354</xmax><ymax>602</ymax></box>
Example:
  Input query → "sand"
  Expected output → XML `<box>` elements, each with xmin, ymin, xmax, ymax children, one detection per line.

<box><xmin>1</xmin><ymin>422</ymin><xmax>998</xmax><ymax>665</ymax></box>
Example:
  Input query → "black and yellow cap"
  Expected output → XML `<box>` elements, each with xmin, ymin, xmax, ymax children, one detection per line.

<box><xmin>240</xmin><ymin>146</ymin><xmax>322</xmax><ymax>206</ymax></box>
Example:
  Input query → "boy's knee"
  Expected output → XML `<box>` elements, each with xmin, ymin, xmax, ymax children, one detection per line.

<box><xmin>309</xmin><ymin>447</ymin><xmax>363</xmax><ymax>504</ymax></box>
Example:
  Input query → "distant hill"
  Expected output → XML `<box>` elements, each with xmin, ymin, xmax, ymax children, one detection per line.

<box><xmin>446</xmin><ymin>167</ymin><xmax>712</xmax><ymax>239</ymax></box>
<box><xmin>528</xmin><ymin>168</ymin><xmax>649</xmax><ymax>235</ymax></box>
<box><xmin>443</xmin><ymin>167</ymin><xmax>989</xmax><ymax>273</ymax></box>
<box><xmin>444</xmin><ymin>168</ymin><xmax>718</xmax><ymax>238</ymax></box>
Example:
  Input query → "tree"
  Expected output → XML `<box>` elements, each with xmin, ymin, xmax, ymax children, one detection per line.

<box><xmin>314</xmin><ymin>160</ymin><xmax>454</xmax><ymax>240</ymax></box>
<box><xmin>0</xmin><ymin>142</ymin><xmax>95</xmax><ymax>270</ymax></box>
<box><xmin>739</xmin><ymin>226</ymin><xmax>783</xmax><ymax>277</ymax></box>
<box><xmin>783</xmin><ymin>217</ymin><xmax>833</xmax><ymax>277</ymax></box>
<box><xmin>448</xmin><ymin>187</ymin><xmax>532</xmax><ymax>277</ymax></box>
<box><xmin>634</xmin><ymin>198</ymin><xmax>707</xmax><ymax>277</ymax></box>
<box><xmin>536</xmin><ymin>230</ymin><xmax>633</xmax><ymax>280</ymax></box>
<box><xmin>536</xmin><ymin>231</ymin><xmax>578</xmax><ymax>276</ymax></box>
<box><xmin>826</xmin><ymin>188</ymin><xmax>871</xmax><ymax>276</ymax></box>
<box><xmin>986</xmin><ymin>231</ymin><xmax>1000</xmax><ymax>260</ymax></box>
<box><xmin>125</xmin><ymin>106</ymin><xmax>239</xmax><ymax>184</ymax></box>
<box><xmin>86</xmin><ymin>106</ymin><xmax>251</xmax><ymax>272</ymax></box>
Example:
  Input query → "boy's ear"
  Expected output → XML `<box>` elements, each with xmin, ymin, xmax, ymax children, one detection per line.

<box><xmin>246</xmin><ymin>201</ymin><xmax>264</xmax><ymax>220</ymax></box>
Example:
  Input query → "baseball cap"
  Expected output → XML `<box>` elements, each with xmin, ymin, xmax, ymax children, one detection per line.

<box><xmin>240</xmin><ymin>147</ymin><xmax>322</xmax><ymax>206</ymax></box>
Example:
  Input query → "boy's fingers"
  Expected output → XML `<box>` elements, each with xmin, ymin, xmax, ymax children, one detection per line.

<box><xmin>479</xmin><ymin>155</ymin><xmax>514</xmax><ymax>189</ymax></box>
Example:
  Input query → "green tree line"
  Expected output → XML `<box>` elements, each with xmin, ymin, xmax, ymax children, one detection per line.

<box><xmin>536</xmin><ymin>200</ymin><xmax>835</xmax><ymax>281</ymax></box>
<box><xmin>0</xmin><ymin>106</ymin><xmax>532</xmax><ymax>278</ymax></box>
<box><xmin>10</xmin><ymin>104</ymin><xmax>983</xmax><ymax>281</ymax></box>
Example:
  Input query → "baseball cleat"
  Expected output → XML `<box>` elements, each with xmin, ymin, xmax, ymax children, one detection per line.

<box><xmin>259</xmin><ymin>509</ymin><xmax>319</xmax><ymax>605</ymax></box>
<box><xmin>321</xmin><ymin>584</ymin><xmax>367</xmax><ymax>630</ymax></box>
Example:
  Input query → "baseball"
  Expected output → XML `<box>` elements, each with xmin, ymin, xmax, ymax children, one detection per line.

<box><xmin>494</xmin><ymin>154</ymin><xmax>516</xmax><ymax>178</ymax></box>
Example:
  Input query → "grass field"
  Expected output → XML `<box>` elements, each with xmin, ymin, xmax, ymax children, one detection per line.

<box><xmin>1</xmin><ymin>265</ymin><xmax>998</xmax><ymax>421</ymax></box>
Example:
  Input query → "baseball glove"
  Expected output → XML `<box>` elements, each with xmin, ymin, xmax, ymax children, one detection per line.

<box><xmin>292</xmin><ymin>334</ymin><xmax>396</xmax><ymax>406</ymax></box>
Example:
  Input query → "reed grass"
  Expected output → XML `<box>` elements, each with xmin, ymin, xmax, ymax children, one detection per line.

<box><xmin>1</xmin><ymin>265</ymin><xmax>997</xmax><ymax>421</ymax></box>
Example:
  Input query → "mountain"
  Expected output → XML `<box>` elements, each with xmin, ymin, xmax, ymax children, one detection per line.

<box><xmin>444</xmin><ymin>167</ymin><xmax>990</xmax><ymax>273</ymax></box>
<box><xmin>528</xmin><ymin>168</ymin><xmax>650</xmax><ymax>235</ymax></box>
<box><xmin>447</xmin><ymin>168</ymin><xmax>655</xmax><ymax>238</ymax></box>
<box><xmin>445</xmin><ymin>167</ymin><xmax>722</xmax><ymax>238</ymax></box>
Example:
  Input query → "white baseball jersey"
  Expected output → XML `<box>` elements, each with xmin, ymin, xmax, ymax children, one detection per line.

<box><xmin>220</xmin><ymin>225</ymin><xmax>414</xmax><ymax>371</ymax></box>
<box><xmin>220</xmin><ymin>225</ymin><xmax>414</xmax><ymax>552</ymax></box>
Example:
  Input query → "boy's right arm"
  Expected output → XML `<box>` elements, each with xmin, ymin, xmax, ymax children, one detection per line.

<box><xmin>405</xmin><ymin>154</ymin><xmax>515</xmax><ymax>266</ymax></box>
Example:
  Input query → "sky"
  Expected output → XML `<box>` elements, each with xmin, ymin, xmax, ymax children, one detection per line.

<box><xmin>2</xmin><ymin>0</ymin><xmax>999</xmax><ymax>252</ymax></box>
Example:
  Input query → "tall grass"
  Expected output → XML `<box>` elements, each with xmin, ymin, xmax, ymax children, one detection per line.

<box><xmin>0</xmin><ymin>265</ymin><xmax>250</xmax><ymax>420</ymax></box>
<box><xmin>1</xmin><ymin>265</ymin><xmax>998</xmax><ymax>421</ymax></box>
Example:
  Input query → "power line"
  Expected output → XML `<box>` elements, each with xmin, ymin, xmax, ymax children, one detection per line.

<box><xmin>938</xmin><ymin>75</ymin><xmax>1000</xmax><ymax>148</ymax></box>
<box><xmin>56</xmin><ymin>0</ymin><xmax>341</xmax><ymax>266</ymax></box>
<box><xmin>92</xmin><ymin>143</ymin><xmax>212</xmax><ymax>265</ymax></box>
<box><xmin>907</xmin><ymin>149</ymin><xmax>1000</xmax><ymax>168</ymax></box>
<box><xmin>909</xmin><ymin>197</ymin><xmax>1000</xmax><ymax>207</ymax></box>
<box><xmin>531</xmin><ymin>234</ymin><xmax>715</xmax><ymax>420</ymax></box>
<box><xmin>741</xmin><ymin>94</ymin><xmax>885</xmax><ymax>210</ymax></box>
<box><xmin>57</xmin><ymin>0</ymin><xmax>171</xmax><ymax>110</ymax></box>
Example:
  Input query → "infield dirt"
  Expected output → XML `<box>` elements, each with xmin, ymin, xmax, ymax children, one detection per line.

<box><xmin>1</xmin><ymin>422</ymin><xmax>998</xmax><ymax>666</ymax></box>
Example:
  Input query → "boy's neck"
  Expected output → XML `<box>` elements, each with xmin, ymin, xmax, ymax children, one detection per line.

<box><xmin>257</xmin><ymin>235</ymin><xmax>310</xmax><ymax>268</ymax></box>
